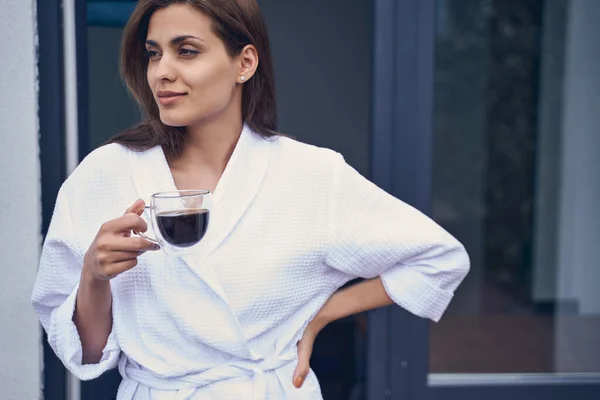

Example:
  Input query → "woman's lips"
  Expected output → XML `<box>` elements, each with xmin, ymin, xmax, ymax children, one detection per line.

<box><xmin>157</xmin><ymin>91</ymin><xmax>186</xmax><ymax>106</ymax></box>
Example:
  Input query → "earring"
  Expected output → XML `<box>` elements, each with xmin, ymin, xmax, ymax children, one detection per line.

<box><xmin>240</xmin><ymin>76</ymin><xmax>246</xmax><ymax>82</ymax></box>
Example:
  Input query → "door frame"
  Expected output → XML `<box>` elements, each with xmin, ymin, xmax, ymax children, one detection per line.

<box><xmin>37</xmin><ymin>0</ymin><xmax>97</xmax><ymax>399</ymax></box>
<box><xmin>38</xmin><ymin>0</ymin><xmax>68</xmax><ymax>399</ymax></box>
<box><xmin>368</xmin><ymin>0</ymin><xmax>600</xmax><ymax>399</ymax></box>
<box><xmin>368</xmin><ymin>0</ymin><xmax>434</xmax><ymax>398</ymax></box>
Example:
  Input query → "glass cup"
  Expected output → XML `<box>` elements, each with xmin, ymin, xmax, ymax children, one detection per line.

<box><xmin>137</xmin><ymin>190</ymin><xmax>212</xmax><ymax>256</ymax></box>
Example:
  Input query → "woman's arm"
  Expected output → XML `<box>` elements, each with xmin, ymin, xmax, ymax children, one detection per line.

<box><xmin>313</xmin><ymin>277</ymin><xmax>392</xmax><ymax>331</ymax></box>
<box><xmin>293</xmin><ymin>154</ymin><xmax>469</xmax><ymax>389</ymax></box>
<box><xmin>32</xmin><ymin>186</ymin><xmax>123</xmax><ymax>379</ymax></box>
<box><xmin>293</xmin><ymin>277</ymin><xmax>392</xmax><ymax>388</ymax></box>
<box><xmin>75</xmin><ymin>199</ymin><xmax>157</xmax><ymax>364</ymax></box>
<box><xmin>74</xmin><ymin>276</ymin><xmax>114</xmax><ymax>364</ymax></box>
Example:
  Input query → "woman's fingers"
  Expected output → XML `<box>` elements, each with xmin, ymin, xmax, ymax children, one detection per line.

<box><xmin>125</xmin><ymin>199</ymin><xmax>145</xmax><ymax>216</ymax></box>
<box><xmin>97</xmin><ymin>235</ymin><xmax>158</xmax><ymax>252</ymax></box>
<box><xmin>104</xmin><ymin>251</ymin><xmax>143</xmax><ymax>263</ymax></box>
<box><xmin>293</xmin><ymin>338</ymin><xmax>313</xmax><ymax>389</ymax></box>
<box><xmin>105</xmin><ymin>258</ymin><xmax>140</xmax><ymax>278</ymax></box>
<box><xmin>101</xmin><ymin>212</ymin><xmax>148</xmax><ymax>236</ymax></box>
<box><xmin>84</xmin><ymin>200</ymin><xmax>156</xmax><ymax>281</ymax></box>
<box><xmin>122</xmin><ymin>200</ymin><xmax>147</xmax><ymax>237</ymax></box>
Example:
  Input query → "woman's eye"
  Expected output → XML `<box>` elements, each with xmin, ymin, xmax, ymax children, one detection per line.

<box><xmin>145</xmin><ymin>50</ymin><xmax>160</xmax><ymax>59</ymax></box>
<box><xmin>180</xmin><ymin>48</ymin><xmax>199</xmax><ymax>56</ymax></box>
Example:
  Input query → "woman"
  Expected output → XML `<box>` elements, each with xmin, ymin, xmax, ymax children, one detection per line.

<box><xmin>32</xmin><ymin>0</ymin><xmax>469</xmax><ymax>399</ymax></box>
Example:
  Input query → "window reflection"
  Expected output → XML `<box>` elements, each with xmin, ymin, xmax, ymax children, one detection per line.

<box><xmin>430</xmin><ymin>0</ymin><xmax>600</xmax><ymax>374</ymax></box>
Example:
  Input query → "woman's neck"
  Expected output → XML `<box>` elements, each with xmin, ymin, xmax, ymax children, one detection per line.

<box><xmin>173</xmin><ymin>118</ymin><xmax>243</xmax><ymax>174</ymax></box>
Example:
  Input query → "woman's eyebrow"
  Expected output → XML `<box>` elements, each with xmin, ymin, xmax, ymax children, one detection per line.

<box><xmin>171</xmin><ymin>35</ymin><xmax>204</xmax><ymax>45</ymax></box>
<box><xmin>145</xmin><ymin>35</ymin><xmax>205</xmax><ymax>47</ymax></box>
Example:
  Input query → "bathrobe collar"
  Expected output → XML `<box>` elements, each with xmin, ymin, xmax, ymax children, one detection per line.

<box><xmin>128</xmin><ymin>124</ymin><xmax>272</xmax><ymax>309</ymax></box>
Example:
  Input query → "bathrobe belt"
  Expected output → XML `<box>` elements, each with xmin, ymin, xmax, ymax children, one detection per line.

<box><xmin>117</xmin><ymin>352</ymin><xmax>296</xmax><ymax>400</ymax></box>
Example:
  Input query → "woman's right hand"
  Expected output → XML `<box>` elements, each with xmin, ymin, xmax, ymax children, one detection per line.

<box><xmin>82</xmin><ymin>199</ymin><xmax>159</xmax><ymax>282</ymax></box>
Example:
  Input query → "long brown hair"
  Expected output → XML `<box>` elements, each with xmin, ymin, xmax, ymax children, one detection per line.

<box><xmin>107</xmin><ymin>0</ymin><xmax>277</xmax><ymax>161</ymax></box>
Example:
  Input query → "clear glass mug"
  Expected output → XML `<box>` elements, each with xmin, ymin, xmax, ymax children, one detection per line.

<box><xmin>136</xmin><ymin>190</ymin><xmax>212</xmax><ymax>256</ymax></box>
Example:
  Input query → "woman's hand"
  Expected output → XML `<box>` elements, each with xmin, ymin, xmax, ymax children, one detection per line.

<box><xmin>76</xmin><ymin>199</ymin><xmax>159</xmax><ymax>364</ymax></box>
<box><xmin>82</xmin><ymin>199</ymin><xmax>158</xmax><ymax>283</ymax></box>
<box><xmin>292</xmin><ymin>278</ymin><xmax>394</xmax><ymax>388</ymax></box>
<box><xmin>293</xmin><ymin>317</ymin><xmax>328</xmax><ymax>389</ymax></box>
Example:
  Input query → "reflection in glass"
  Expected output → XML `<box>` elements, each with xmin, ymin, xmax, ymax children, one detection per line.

<box><xmin>430</xmin><ymin>0</ymin><xmax>600</xmax><ymax>374</ymax></box>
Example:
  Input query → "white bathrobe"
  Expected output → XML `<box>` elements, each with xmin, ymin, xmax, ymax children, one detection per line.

<box><xmin>32</xmin><ymin>125</ymin><xmax>469</xmax><ymax>399</ymax></box>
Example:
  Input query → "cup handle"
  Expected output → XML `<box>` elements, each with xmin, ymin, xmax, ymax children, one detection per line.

<box><xmin>134</xmin><ymin>206</ymin><xmax>159</xmax><ymax>246</ymax></box>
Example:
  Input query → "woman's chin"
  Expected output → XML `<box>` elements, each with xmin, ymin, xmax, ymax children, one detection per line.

<box><xmin>159</xmin><ymin>114</ymin><xmax>189</xmax><ymax>128</ymax></box>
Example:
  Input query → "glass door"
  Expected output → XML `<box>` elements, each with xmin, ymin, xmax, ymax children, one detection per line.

<box><xmin>386</xmin><ymin>0</ymin><xmax>600</xmax><ymax>398</ymax></box>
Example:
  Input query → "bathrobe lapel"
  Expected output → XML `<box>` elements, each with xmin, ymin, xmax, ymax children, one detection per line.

<box><xmin>201</xmin><ymin>125</ymin><xmax>272</xmax><ymax>258</ymax></box>
<box><xmin>127</xmin><ymin>125</ymin><xmax>272</xmax><ymax>307</ymax></box>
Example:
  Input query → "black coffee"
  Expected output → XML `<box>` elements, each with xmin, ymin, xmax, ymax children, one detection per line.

<box><xmin>156</xmin><ymin>209</ymin><xmax>209</xmax><ymax>248</ymax></box>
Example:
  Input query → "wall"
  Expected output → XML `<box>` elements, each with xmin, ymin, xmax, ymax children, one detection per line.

<box><xmin>0</xmin><ymin>0</ymin><xmax>42</xmax><ymax>399</ymax></box>
<box><xmin>260</xmin><ymin>0</ymin><xmax>373</xmax><ymax>175</ymax></box>
<box><xmin>87</xmin><ymin>26</ymin><xmax>141</xmax><ymax>151</ymax></box>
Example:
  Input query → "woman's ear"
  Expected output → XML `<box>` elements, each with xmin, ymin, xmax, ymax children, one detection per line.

<box><xmin>237</xmin><ymin>45</ymin><xmax>259</xmax><ymax>83</ymax></box>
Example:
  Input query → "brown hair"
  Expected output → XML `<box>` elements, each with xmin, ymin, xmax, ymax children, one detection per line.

<box><xmin>107</xmin><ymin>0</ymin><xmax>277</xmax><ymax>161</ymax></box>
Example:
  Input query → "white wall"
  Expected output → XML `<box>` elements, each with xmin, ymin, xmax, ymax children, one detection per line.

<box><xmin>0</xmin><ymin>1</ymin><xmax>42</xmax><ymax>399</ymax></box>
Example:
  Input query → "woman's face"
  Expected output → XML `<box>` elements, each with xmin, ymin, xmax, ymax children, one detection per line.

<box><xmin>145</xmin><ymin>4</ymin><xmax>243</xmax><ymax>127</ymax></box>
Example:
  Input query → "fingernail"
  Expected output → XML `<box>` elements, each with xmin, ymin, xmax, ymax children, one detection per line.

<box><xmin>294</xmin><ymin>376</ymin><xmax>304</xmax><ymax>388</ymax></box>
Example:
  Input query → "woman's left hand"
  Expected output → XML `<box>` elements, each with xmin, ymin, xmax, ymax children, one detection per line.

<box><xmin>293</xmin><ymin>319</ymin><xmax>326</xmax><ymax>389</ymax></box>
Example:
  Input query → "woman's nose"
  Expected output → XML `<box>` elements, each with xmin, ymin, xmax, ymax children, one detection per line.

<box><xmin>154</xmin><ymin>55</ymin><xmax>176</xmax><ymax>81</ymax></box>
